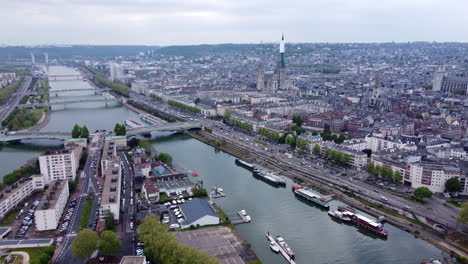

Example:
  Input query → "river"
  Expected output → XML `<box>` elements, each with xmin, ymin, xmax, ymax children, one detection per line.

<box><xmin>0</xmin><ymin>66</ymin><xmax>450</xmax><ymax>263</ymax></box>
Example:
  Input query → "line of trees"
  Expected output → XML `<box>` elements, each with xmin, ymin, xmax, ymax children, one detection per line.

<box><xmin>323</xmin><ymin>148</ymin><xmax>350</xmax><ymax>166</ymax></box>
<box><xmin>94</xmin><ymin>74</ymin><xmax>130</xmax><ymax>97</ymax></box>
<box><xmin>71</xmin><ymin>229</ymin><xmax>122</xmax><ymax>260</ymax></box>
<box><xmin>150</xmin><ymin>93</ymin><xmax>163</xmax><ymax>102</ymax></box>
<box><xmin>138</xmin><ymin>215</ymin><xmax>218</xmax><ymax>264</ymax></box>
<box><xmin>168</xmin><ymin>99</ymin><xmax>201</xmax><ymax>113</ymax></box>
<box><xmin>114</xmin><ymin>123</ymin><xmax>126</xmax><ymax>136</ymax></box>
<box><xmin>228</xmin><ymin>117</ymin><xmax>253</xmax><ymax>131</ymax></box>
<box><xmin>257</xmin><ymin>127</ymin><xmax>282</xmax><ymax>142</ymax></box>
<box><xmin>320</xmin><ymin>131</ymin><xmax>349</xmax><ymax>144</ymax></box>
<box><xmin>71</xmin><ymin>124</ymin><xmax>89</xmax><ymax>138</ymax></box>
<box><xmin>367</xmin><ymin>163</ymin><xmax>403</xmax><ymax>183</ymax></box>
<box><xmin>3</xmin><ymin>165</ymin><xmax>36</xmax><ymax>186</ymax></box>
<box><xmin>0</xmin><ymin>76</ymin><xmax>24</xmax><ymax>104</ymax></box>
<box><xmin>128</xmin><ymin>100</ymin><xmax>183</xmax><ymax>123</ymax></box>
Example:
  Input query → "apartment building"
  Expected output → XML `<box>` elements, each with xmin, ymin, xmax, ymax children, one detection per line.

<box><xmin>320</xmin><ymin>142</ymin><xmax>368</xmax><ymax>170</ymax></box>
<box><xmin>35</xmin><ymin>180</ymin><xmax>69</xmax><ymax>231</ymax></box>
<box><xmin>0</xmin><ymin>175</ymin><xmax>44</xmax><ymax>219</ymax></box>
<box><xmin>39</xmin><ymin>146</ymin><xmax>82</xmax><ymax>184</ymax></box>
<box><xmin>100</xmin><ymin>159</ymin><xmax>121</xmax><ymax>221</ymax></box>
<box><xmin>409</xmin><ymin>163</ymin><xmax>461</xmax><ymax>194</ymax></box>
<box><xmin>101</xmin><ymin>136</ymin><xmax>127</xmax><ymax>174</ymax></box>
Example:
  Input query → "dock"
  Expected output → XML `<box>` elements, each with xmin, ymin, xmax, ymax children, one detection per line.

<box><xmin>266</xmin><ymin>233</ymin><xmax>296</xmax><ymax>264</ymax></box>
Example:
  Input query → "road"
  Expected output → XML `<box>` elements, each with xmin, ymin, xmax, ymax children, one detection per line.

<box><xmin>54</xmin><ymin>135</ymin><xmax>103</xmax><ymax>264</ymax></box>
<box><xmin>0</xmin><ymin>76</ymin><xmax>32</xmax><ymax>122</ymax></box>
<box><xmin>118</xmin><ymin>152</ymin><xmax>136</xmax><ymax>256</ymax></box>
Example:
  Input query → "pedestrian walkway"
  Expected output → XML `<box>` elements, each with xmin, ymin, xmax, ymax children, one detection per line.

<box><xmin>11</xmin><ymin>251</ymin><xmax>29</xmax><ymax>264</ymax></box>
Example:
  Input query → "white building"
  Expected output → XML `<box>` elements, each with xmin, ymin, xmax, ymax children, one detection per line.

<box><xmin>39</xmin><ymin>147</ymin><xmax>82</xmax><ymax>184</ymax></box>
<box><xmin>0</xmin><ymin>175</ymin><xmax>44</xmax><ymax>219</ymax></box>
<box><xmin>100</xmin><ymin>159</ymin><xmax>121</xmax><ymax>221</ymax></box>
<box><xmin>321</xmin><ymin>142</ymin><xmax>368</xmax><ymax>171</ymax></box>
<box><xmin>35</xmin><ymin>180</ymin><xmax>69</xmax><ymax>231</ymax></box>
<box><xmin>131</xmin><ymin>80</ymin><xmax>148</xmax><ymax>94</ymax></box>
<box><xmin>409</xmin><ymin>163</ymin><xmax>461</xmax><ymax>194</ymax></box>
<box><xmin>109</xmin><ymin>63</ymin><xmax>124</xmax><ymax>82</ymax></box>
<box><xmin>365</xmin><ymin>136</ymin><xmax>407</xmax><ymax>152</ymax></box>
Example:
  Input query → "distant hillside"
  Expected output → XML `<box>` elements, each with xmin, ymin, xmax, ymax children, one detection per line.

<box><xmin>0</xmin><ymin>45</ymin><xmax>159</xmax><ymax>60</ymax></box>
<box><xmin>155</xmin><ymin>43</ymin><xmax>274</xmax><ymax>56</ymax></box>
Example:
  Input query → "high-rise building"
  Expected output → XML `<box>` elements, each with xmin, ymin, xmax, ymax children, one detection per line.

<box><xmin>109</xmin><ymin>63</ymin><xmax>124</xmax><ymax>82</ymax></box>
<box><xmin>278</xmin><ymin>34</ymin><xmax>287</xmax><ymax>88</ymax></box>
<box><xmin>35</xmin><ymin>180</ymin><xmax>69</xmax><ymax>231</ymax></box>
<box><xmin>44</xmin><ymin>53</ymin><xmax>49</xmax><ymax>65</ymax></box>
<box><xmin>256</xmin><ymin>62</ymin><xmax>265</xmax><ymax>91</ymax></box>
<box><xmin>39</xmin><ymin>146</ymin><xmax>82</xmax><ymax>184</ymax></box>
<box><xmin>30</xmin><ymin>53</ymin><xmax>35</xmax><ymax>65</ymax></box>
<box><xmin>432</xmin><ymin>65</ymin><xmax>446</xmax><ymax>92</ymax></box>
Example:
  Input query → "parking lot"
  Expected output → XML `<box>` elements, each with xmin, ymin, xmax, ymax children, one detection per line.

<box><xmin>161</xmin><ymin>197</ymin><xmax>194</xmax><ymax>230</ymax></box>
<box><xmin>173</xmin><ymin>226</ymin><xmax>257</xmax><ymax>264</ymax></box>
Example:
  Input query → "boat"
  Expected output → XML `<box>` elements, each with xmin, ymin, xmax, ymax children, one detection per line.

<box><xmin>328</xmin><ymin>208</ymin><xmax>353</xmax><ymax>222</ymax></box>
<box><xmin>275</xmin><ymin>236</ymin><xmax>295</xmax><ymax>260</ymax></box>
<box><xmin>140</xmin><ymin>113</ymin><xmax>163</xmax><ymax>125</ymax></box>
<box><xmin>269</xmin><ymin>241</ymin><xmax>280</xmax><ymax>253</ymax></box>
<box><xmin>350</xmin><ymin>213</ymin><xmax>388</xmax><ymax>237</ymax></box>
<box><xmin>253</xmin><ymin>169</ymin><xmax>286</xmax><ymax>186</ymax></box>
<box><xmin>235</xmin><ymin>159</ymin><xmax>256</xmax><ymax>171</ymax></box>
<box><xmin>292</xmin><ymin>184</ymin><xmax>331</xmax><ymax>208</ymax></box>
<box><xmin>125</xmin><ymin>119</ymin><xmax>144</xmax><ymax>128</ymax></box>
<box><xmin>240</xmin><ymin>209</ymin><xmax>246</xmax><ymax>216</ymax></box>
<box><xmin>191</xmin><ymin>172</ymin><xmax>198</xmax><ymax>177</ymax></box>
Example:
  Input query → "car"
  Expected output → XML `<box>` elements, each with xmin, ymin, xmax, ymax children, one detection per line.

<box><xmin>380</xmin><ymin>196</ymin><xmax>388</xmax><ymax>201</ymax></box>
<box><xmin>169</xmin><ymin>223</ymin><xmax>180</xmax><ymax>230</ymax></box>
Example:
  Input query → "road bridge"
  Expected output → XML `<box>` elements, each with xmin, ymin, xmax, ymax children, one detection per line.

<box><xmin>49</xmin><ymin>98</ymin><xmax>120</xmax><ymax>106</ymax></box>
<box><xmin>127</xmin><ymin>122</ymin><xmax>201</xmax><ymax>136</ymax></box>
<box><xmin>48</xmin><ymin>74</ymin><xmax>83</xmax><ymax>81</ymax></box>
<box><xmin>0</xmin><ymin>132</ymin><xmax>71</xmax><ymax>142</ymax></box>
<box><xmin>50</xmin><ymin>88</ymin><xmax>101</xmax><ymax>93</ymax></box>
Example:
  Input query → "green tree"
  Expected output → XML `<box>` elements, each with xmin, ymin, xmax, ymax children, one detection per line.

<box><xmin>114</xmin><ymin>123</ymin><xmax>126</xmax><ymax>136</ymax></box>
<box><xmin>98</xmin><ymin>230</ymin><xmax>122</xmax><ymax>255</ymax></box>
<box><xmin>71</xmin><ymin>229</ymin><xmax>98</xmax><ymax>259</ymax></box>
<box><xmin>445</xmin><ymin>177</ymin><xmax>462</xmax><ymax>193</ymax></box>
<box><xmin>414</xmin><ymin>187</ymin><xmax>432</xmax><ymax>199</ymax></box>
<box><xmin>104</xmin><ymin>212</ymin><xmax>116</xmax><ymax>231</ymax></box>
<box><xmin>457</xmin><ymin>202</ymin><xmax>468</xmax><ymax>225</ymax></box>
<box><xmin>312</xmin><ymin>131</ymin><xmax>318</xmax><ymax>136</ymax></box>
<box><xmin>285</xmin><ymin>135</ymin><xmax>296</xmax><ymax>147</ymax></box>
<box><xmin>292</xmin><ymin>116</ymin><xmax>304</xmax><ymax>127</ymax></box>
<box><xmin>157</xmin><ymin>152</ymin><xmax>173</xmax><ymax>165</ymax></box>
<box><xmin>313</xmin><ymin>144</ymin><xmax>321</xmax><ymax>155</ymax></box>
<box><xmin>296</xmin><ymin>138</ymin><xmax>308</xmax><ymax>150</ymax></box>
<box><xmin>367</xmin><ymin>162</ymin><xmax>375</xmax><ymax>175</ymax></box>
<box><xmin>290</xmin><ymin>124</ymin><xmax>305</xmax><ymax>135</ymax></box>
<box><xmin>194</xmin><ymin>98</ymin><xmax>201</xmax><ymax>104</ymax></box>
<box><xmin>71</xmin><ymin>124</ymin><xmax>82</xmax><ymax>138</ymax></box>
<box><xmin>340</xmin><ymin>153</ymin><xmax>350</xmax><ymax>165</ymax></box>
<box><xmin>81</xmin><ymin>125</ymin><xmax>89</xmax><ymax>138</ymax></box>
<box><xmin>393</xmin><ymin>171</ymin><xmax>403</xmax><ymax>183</ymax></box>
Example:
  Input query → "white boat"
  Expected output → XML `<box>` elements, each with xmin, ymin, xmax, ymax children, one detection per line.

<box><xmin>269</xmin><ymin>241</ymin><xmax>280</xmax><ymax>253</ymax></box>
<box><xmin>245</xmin><ymin>215</ymin><xmax>251</xmax><ymax>222</ymax></box>
<box><xmin>240</xmin><ymin>209</ymin><xmax>246</xmax><ymax>216</ymax></box>
<box><xmin>328</xmin><ymin>210</ymin><xmax>353</xmax><ymax>222</ymax></box>
<box><xmin>275</xmin><ymin>236</ymin><xmax>295</xmax><ymax>259</ymax></box>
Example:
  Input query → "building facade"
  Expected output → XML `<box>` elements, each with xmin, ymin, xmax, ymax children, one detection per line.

<box><xmin>35</xmin><ymin>180</ymin><xmax>69</xmax><ymax>231</ymax></box>
<box><xmin>39</xmin><ymin>147</ymin><xmax>82</xmax><ymax>184</ymax></box>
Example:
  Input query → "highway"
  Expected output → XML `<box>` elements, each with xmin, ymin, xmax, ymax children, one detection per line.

<box><xmin>0</xmin><ymin>76</ymin><xmax>32</xmax><ymax>122</ymax></box>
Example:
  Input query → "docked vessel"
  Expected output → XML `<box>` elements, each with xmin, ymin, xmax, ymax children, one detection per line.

<box><xmin>235</xmin><ymin>159</ymin><xmax>256</xmax><ymax>171</ymax></box>
<box><xmin>140</xmin><ymin>113</ymin><xmax>163</xmax><ymax>125</ymax></box>
<box><xmin>351</xmin><ymin>213</ymin><xmax>388</xmax><ymax>237</ymax></box>
<box><xmin>253</xmin><ymin>169</ymin><xmax>286</xmax><ymax>186</ymax></box>
<box><xmin>292</xmin><ymin>184</ymin><xmax>332</xmax><ymax>209</ymax></box>
<box><xmin>269</xmin><ymin>241</ymin><xmax>280</xmax><ymax>253</ymax></box>
<box><xmin>328</xmin><ymin>207</ymin><xmax>354</xmax><ymax>222</ymax></box>
<box><xmin>275</xmin><ymin>236</ymin><xmax>295</xmax><ymax>260</ymax></box>
<box><xmin>125</xmin><ymin>119</ymin><xmax>144</xmax><ymax>128</ymax></box>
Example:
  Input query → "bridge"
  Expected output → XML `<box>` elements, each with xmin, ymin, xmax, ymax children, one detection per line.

<box><xmin>48</xmin><ymin>75</ymin><xmax>83</xmax><ymax>81</ymax></box>
<box><xmin>49</xmin><ymin>98</ymin><xmax>120</xmax><ymax>106</ymax></box>
<box><xmin>50</xmin><ymin>88</ymin><xmax>102</xmax><ymax>93</ymax></box>
<box><xmin>0</xmin><ymin>132</ymin><xmax>71</xmax><ymax>142</ymax></box>
<box><xmin>0</xmin><ymin>122</ymin><xmax>201</xmax><ymax>142</ymax></box>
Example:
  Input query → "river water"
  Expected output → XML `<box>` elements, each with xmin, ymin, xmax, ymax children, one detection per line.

<box><xmin>0</xmin><ymin>66</ymin><xmax>450</xmax><ymax>263</ymax></box>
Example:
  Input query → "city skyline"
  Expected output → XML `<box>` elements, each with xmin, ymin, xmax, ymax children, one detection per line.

<box><xmin>1</xmin><ymin>0</ymin><xmax>468</xmax><ymax>45</ymax></box>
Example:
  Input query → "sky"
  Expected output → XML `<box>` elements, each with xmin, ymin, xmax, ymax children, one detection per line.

<box><xmin>1</xmin><ymin>0</ymin><xmax>468</xmax><ymax>46</ymax></box>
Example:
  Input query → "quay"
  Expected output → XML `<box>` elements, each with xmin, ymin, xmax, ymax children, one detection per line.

<box><xmin>266</xmin><ymin>233</ymin><xmax>296</xmax><ymax>264</ymax></box>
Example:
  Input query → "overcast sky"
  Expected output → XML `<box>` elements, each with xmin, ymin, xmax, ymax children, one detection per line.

<box><xmin>1</xmin><ymin>0</ymin><xmax>468</xmax><ymax>46</ymax></box>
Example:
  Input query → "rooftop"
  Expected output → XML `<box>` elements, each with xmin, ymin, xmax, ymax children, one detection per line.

<box><xmin>38</xmin><ymin>180</ymin><xmax>68</xmax><ymax>210</ymax></box>
<box><xmin>101</xmin><ymin>159</ymin><xmax>121</xmax><ymax>206</ymax></box>
<box><xmin>120</xmin><ymin>256</ymin><xmax>146</xmax><ymax>264</ymax></box>
<box><xmin>0</xmin><ymin>176</ymin><xmax>35</xmax><ymax>205</ymax></box>
<box><xmin>179</xmin><ymin>198</ymin><xmax>218</xmax><ymax>225</ymax></box>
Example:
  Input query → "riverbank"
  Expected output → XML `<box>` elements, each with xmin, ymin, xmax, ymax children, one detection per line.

<box><xmin>188</xmin><ymin>130</ymin><xmax>468</xmax><ymax>261</ymax></box>
<box><xmin>20</xmin><ymin>110</ymin><xmax>51</xmax><ymax>132</ymax></box>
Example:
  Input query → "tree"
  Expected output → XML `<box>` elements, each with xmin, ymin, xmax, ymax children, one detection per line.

<box><xmin>285</xmin><ymin>135</ymin><xmax>296</xmax><ymax>147</ymax></box>
<box><xmin>393</xmin><ymin>171</ymin><xmax>403</xmax><ymax>183</ymax></box>
<box><xmin>445</xmin><ymin>177</ymin><xmax>462</xmax><ymax>193</ymax></box>
<box><xmin>157</xmin><ymin>152</ymin><xmax>173</xmax><ymax>165</ymax></box>
<box><xmin>414</xmin><ymin>187</ymin><xmax>432</xmax><ymax>199</ymax></box>
<box><xmin>81</xmin><ymin>125</ymin><xmax>89</xmax><ymax>138</ymax></box>
<box><xmin>71</xmin><ymin>229</ymin><xmax>98</xmax><ymax>259</ymax></box>
<box><xmin>296</xmin><ymin>138</ymin><xmax>308</xmax><ymax>151</ymax></box>
<box><xmin>114</xmin><ymin>123</ymin><xmax>126</xmax><ymax>136</ymax></box>
<box><xmin>313</xmin><ymin>144</ymin><xmax>321</xmax><ymax>155</ymax></box>
<box><xmin>194</xmin><ymin>98</ymin><xmax>201</xmax><ymax>104</ymax></box>
<box><xmin>98</xmin><ymin>230</ymin><xmax>122</xmax><ymax>255</ymax></box>
<box><xmin>290</xmin><ymin>125</ymin><xmax>305</xmax><ymax>135</ymax></box>
<box><xmin>71</xmin><ymin>124</ymin><xmax>82</xmax><ymax>138</ymax></box>
<box><xmin>367</xmin><ymin>163</ymin><xmax>375</xmax><ymax>175</ymax></box>
<box><xmin>292</xmin><ymin>116</ymin><xmax>303</xmax><ymax>127</ymax></box>
<box><xmin>104</xmin><ymin>212</ymin><xmax>116</xmax><ymax>231</ymax></box>
<box><xmin>457</xmin><ymin>202</ymin><xmax>468</xmax><ymax>225</ymax></box>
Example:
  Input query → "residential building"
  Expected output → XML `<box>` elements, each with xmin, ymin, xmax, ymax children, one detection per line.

<box><xmin>131</xmin><ymin>80</ymin><xmax>148</xmax><ymax>94</ymax></box>
<box><xmin>141</xmin><ymin>178</ymin><xmax>159</xmax><ymax>202</ymax></box>
<box><xmin>0</xmin><ymin>175</ymin><xmax>44</xmax><ymax>219</ymax></box>
<box><xmin>409</xmin><ymin>163</ymin><xmax>461</xmax><ymax>194</ymax></box>
<box><xmin>109</xmin><ymin>63</ymin><xmax>124</xmax><ymax>82</ymax></box>
<box><xmin>134</xmin><ymin>163</ymin><xmax>151</xmax><ymax>178</ymax></box>
<box><xmin>39</xmin><ymin>146</ymin><xmax>82</xmax><ymax>184</ymax></box>
<box><xmin>35</xmin><ymin>180</ymin><xmax>69</xmax><ymax>231</ymax></box>
<box><xmin>100</xmin><ymin>159</ymin><xmax>122</xmax><ymax>221</ymax></box>
<box><xmin>321</xmin><ymin>142</ymin><xmax>368</xmax><ymax>170</ymax></box>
